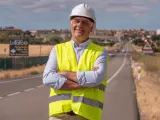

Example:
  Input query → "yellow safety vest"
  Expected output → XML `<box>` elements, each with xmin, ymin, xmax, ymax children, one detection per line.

<box><xmin>49</xmin><ymin>40</ymin><xmax>107</xmax><ymax>120</ymax></box>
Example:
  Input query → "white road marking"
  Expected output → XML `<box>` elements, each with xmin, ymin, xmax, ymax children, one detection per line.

<box><xmin>3</xmin><ymin>85</ymin><xmax>44</xmax><ymax>98</ymax></box>
<box><xmin>108</xmin><ymin>43</ymin><xmax>128</xmax><ymax>83</ymax></box>
<box><xmin>7</xmin><ymin>92</ymin><xmax>20</xmax><ymax>97</ymax></box>
<box><xmin>37</xmin><ymin>85</ymin><xmax>44</xmax><ymax>88</ymax></box>
<box><xmin>0</xmin><ymin>75</ymin><xmax>42</xmax><ymax>84</ymax></box>
<box><xmin>24</xmin><ymin>88</ymin><xmax>35</xmax><ymax>92</ymax></box>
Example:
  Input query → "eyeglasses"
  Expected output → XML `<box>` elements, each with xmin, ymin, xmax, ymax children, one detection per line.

<box><xmin>71</xmin><ymin>19</ymin><xmax>92</xmax><ymax>26</ymax></box>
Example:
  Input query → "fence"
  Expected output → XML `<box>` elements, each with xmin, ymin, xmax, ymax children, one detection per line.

<box><xmin>0</xmin><ymin>56</ymin><xmax>49</xmax><ymax>70</ymax></box>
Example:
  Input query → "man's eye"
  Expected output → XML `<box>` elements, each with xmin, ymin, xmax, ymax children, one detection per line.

<box><xmin>72</xmin><ymin>20</ymin><xmax>90</xmax><ymax>25</ymax></box>
<box><xmin>74</xmin><ymin>20</ymin><xmax>79</xmax><ymax>23</ymax></box>
<box><xmin>83</xmin><ymin>21</ymin><xmax>89</xmax><ymax>25</ymax></box>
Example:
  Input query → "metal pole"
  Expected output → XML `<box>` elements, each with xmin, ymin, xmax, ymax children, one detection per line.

<box><xmin>14</xmin><ymin>57</ymin><xmax>16</xmax><ymax>69</ymax></box>
<box><xmin>145</xmin><ymin>54</ymin><xmax>148</xmax><ymax>76</ymax></box>
<box><xmin>39</xmin><ymin>44</ymin><xmax>41</xmax><ymax>56</ymax></box>
<box><xmin>4</xmin><ymin>48</ymin><xmax>7</xmax><ymax>70</ymax></box>
<box><xmin>22</xmin><ymin>57</ymin><xmax>24</xmax><ymax>69</ymax></box>
<box><xmin>4</xmin><ymin>58</ymin><xmax>6</xmax><ymax>70</ymax></box>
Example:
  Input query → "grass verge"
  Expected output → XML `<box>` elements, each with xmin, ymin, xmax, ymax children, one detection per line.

<box><xmin>131</xmin><ymin>50</ymin><xmax>160</xmax><ymax>73</ymax></box>
<box><xmin>0</xmin><ymin>64</ymin><xmax>45</xmax><ymax>79</ymax></box>
<box><xmin>131</xmin><ymin>45</ymin><xmax>160</xmax><ymax>120</ymax></box>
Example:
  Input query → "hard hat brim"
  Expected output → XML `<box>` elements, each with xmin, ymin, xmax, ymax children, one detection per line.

<box><xmin>70</xmin><ymin>15</ymin><xmax>95</xmax><ymax>23</ymax></box>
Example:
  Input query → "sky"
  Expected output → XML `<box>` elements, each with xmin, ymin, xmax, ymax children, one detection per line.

<box><xmin>0</xmin><ymin>0</ymin><xmax>160</xmax><ymax>30</ymax></box>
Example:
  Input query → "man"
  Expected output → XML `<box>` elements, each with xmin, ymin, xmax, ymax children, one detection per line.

<box><xmin>43</xmin><ymin>3</ymin><xmax>108</xmax><ymax>120</ymax></box>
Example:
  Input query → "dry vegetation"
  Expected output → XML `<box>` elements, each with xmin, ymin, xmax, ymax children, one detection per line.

<box><xmin>132</xmin><ymin>45</ymin><xmax>160</xmax><ymax>120</ymax></box>
<box><xmin>0</xmin><ymin>64</ymin><xmax>46</xmax><ymax>79</ymax></box>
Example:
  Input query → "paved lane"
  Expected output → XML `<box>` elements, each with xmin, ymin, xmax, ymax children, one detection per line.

<box><xmin>0</xmin><ymin>75</ymin><xmax>43</xmax><ymax>97</ymax></box>
<box><xmin>0</xmin><ymin>86</ymin><xmax>49</xmax><ymax>120</ymax></box>
<box><xmin>102</xmin><ymin>46</ymin><xmax>139</xmax><ymax>120</ymax></box>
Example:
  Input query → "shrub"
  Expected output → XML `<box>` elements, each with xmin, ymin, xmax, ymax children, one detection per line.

<box><xmin>30</xmin><ymin>71</ymin><xmax>39</xmax><ymax>75</ymax></box>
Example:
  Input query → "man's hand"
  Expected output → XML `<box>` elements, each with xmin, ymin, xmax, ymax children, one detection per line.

<box><xmin>57</xmin><ymin>71</ymin><xmax>80</xmax><ymax>90</ymax></box>
<box><xmin>57</xmin><ymin>71</ymin><xmax>78</xmax><ymax>83</ymax></box>
<box><xmin>92</xmin><ymin>66</ymin><xmax>99</xmax><ymax>71</ymax></box>
<box><xmin>60</xmin><ymin>79</ymin><xmax>80</xmax><ymax>90</ymax></box>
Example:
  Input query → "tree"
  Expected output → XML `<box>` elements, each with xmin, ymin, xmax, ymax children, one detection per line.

<box><xmin>132</xmin><ymin>39</ymin><xmax>145</xmax><ymax>46</ymax></box>
<box><xmin>31</xmin><ymin>38</ymin><xmax>44</xmax><ymax>44</ymax></box>
<box><xmin>48</xmin><ymin>36</ymin><xmax>63</xmax><ymax>45</ymax></box>
<box><xmin>0</xmin><ymin>33</ymin><xmax>9</xmax><ymax>43</ymax></box>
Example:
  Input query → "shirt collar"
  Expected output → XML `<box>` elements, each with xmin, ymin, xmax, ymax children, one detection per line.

<box><xmin>71</xmin><ymin>39</ymin><xmax>91</xmax><ymax>48</ymax></box>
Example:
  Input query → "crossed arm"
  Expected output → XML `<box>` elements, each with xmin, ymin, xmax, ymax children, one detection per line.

<box><xmin>43</xmin><ymin>47</ymin><xmax>107</xmax><ymax>90</ymax></box>
<box><xmin>57</xmin><ymin>71</ymin><xmax>79</xmax><ymax>90</ymax></box>
<box><xmin>57</xmin><ymin>67</ymin><xmax>99</xmax><ymax>90</ymax></box>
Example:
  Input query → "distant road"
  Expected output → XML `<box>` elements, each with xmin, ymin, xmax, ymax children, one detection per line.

<box><xmin>0</xmin><ymin>43</ymin><xmax>139</xmax><ymax>120</ymax></box>
<box><xmin>102</xmin><ymin>43</ymin><xmax>138</xmax><ymax>120</ymax></box>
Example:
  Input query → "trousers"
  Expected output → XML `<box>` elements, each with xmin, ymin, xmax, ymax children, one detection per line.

<box><xmin>49</xmin><ymin>114</ymin><xmax>87</xmax><ymax>120</ymax></box>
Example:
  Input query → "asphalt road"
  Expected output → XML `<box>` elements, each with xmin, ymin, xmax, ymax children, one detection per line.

<box><xmin>0</xmin><ymin>43</ymin><xmax>139</xmax><ymax>120</ymax></box>
<box><xmin>102</xmin><ymin>43</ymin><xmax>138</xmax><ymax>120</ymax></box>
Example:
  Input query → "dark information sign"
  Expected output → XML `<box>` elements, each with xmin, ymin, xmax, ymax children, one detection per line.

<box><xmin>9</xmin><ymin>40</ymin><xmax>29</xmax><ymax>56</ymax></box>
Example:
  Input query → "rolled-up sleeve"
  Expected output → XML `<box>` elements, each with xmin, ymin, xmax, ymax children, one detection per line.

<box><xmin>77</xmin><ymin>49</ymin><xmax>107</xmax><ymax>87</ymax></box>
<box><xmin>43</xmin><ymin>47</ymin><xmax>67</xmax><ymax>90</ymax></box>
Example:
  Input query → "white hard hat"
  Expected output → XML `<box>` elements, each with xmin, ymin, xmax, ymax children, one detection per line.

<box><xmin>70</xmin><ymin>3</ymin><xmax>96</xmax><ymax>23</ymax></box>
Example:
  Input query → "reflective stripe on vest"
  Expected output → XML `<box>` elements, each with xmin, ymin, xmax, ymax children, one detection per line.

<box><xmin>49</xmin><ymin>94</ymin><xmax>103</xmax><ymax>110</ymax></box>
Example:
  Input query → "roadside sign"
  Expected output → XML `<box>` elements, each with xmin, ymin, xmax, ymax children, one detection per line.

<box><xmin>142</xmin><ymin>42</ymin><xmax>154</xmax><ymax>54</ymax></box>
<box><xmin>9</xmin><ymin>40</ymin><xmax>29</xmax><ymax>56</ymax></box>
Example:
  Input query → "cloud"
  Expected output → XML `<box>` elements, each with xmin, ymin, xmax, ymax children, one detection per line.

<box><xmin>105</xmin><ymin>4</ymin><xmax>149</xmax><ymax>15</ymax></box>
<box><xmin>147</xmin><ymin>0</ymin><xmax>160</xmax><ymax>3</ymax></box>
<box><xmin>0</xmin><ymin>0</ymin><xmax>159</xmax><ymax>15</ymax></box>
<box><xmin>22</xmin><ymin>0</ymin><xmax>68</xmax><ymax>13</ymax></box>
<box><xmin>98</xmin><ymin>0</ymin><xmax>150</xmax><ymax>16</ymax></box>
<box><xmin>0</xmin><ymin>0</ymin><xmax>37</xmax><ymax>6</ymax></box>
<box><xmin>132</xmin><ymin>6</ymin><xmax>149</xmax><ymax>13</ymax></box>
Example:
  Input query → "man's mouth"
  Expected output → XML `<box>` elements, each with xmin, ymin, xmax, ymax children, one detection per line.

<box><xmin>75</xmin><ymin>29</ymin><xmax>84</xmax><ymax>33</ymax></box>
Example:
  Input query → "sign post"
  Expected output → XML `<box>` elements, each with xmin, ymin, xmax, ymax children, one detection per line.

<box><xmin>9</xmin><ymin>40</ymin><xmax>29</xmax><ymax>69</ymax></box>
<box><xmin>4</xmin><ymin>48</ymin><xmax>7</xmax><ymax>70</ymax></box>
<box><xmin>9</xmin><ymin>40</ymin><xmax>29</xmax><ymax>56</ymax></box>
<box><xmin>142</xmin><ymin>40</ymin><xmax>153</xmax><ymax>75</ymax></box>
<box><xmin>142</xmin><ymin>41</ymin><xmax>154</xmax><ymax>55</ymax></box>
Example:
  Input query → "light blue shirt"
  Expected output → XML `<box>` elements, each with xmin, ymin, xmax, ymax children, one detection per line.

<box><xmin>43</xmin><ymin>40</ymin><xmax>107</xmax><ymax>89</ymax></box>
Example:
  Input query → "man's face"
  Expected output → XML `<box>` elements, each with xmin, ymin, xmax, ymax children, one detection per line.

<box><xmin>70</xmin><ymin>16</ymin><xmax>94</xmax><ymax>41</ymax></box>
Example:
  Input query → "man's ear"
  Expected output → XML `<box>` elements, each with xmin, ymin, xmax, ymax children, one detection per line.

<box><xmin>91</xmin><ymin>23</ymin><xmax>95</xmax><ymax>32</ymax></box>
<box><xmin>91</xmin><ymin>26</ymin><xmax>93</xmax><ymax>31</ymax></box>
